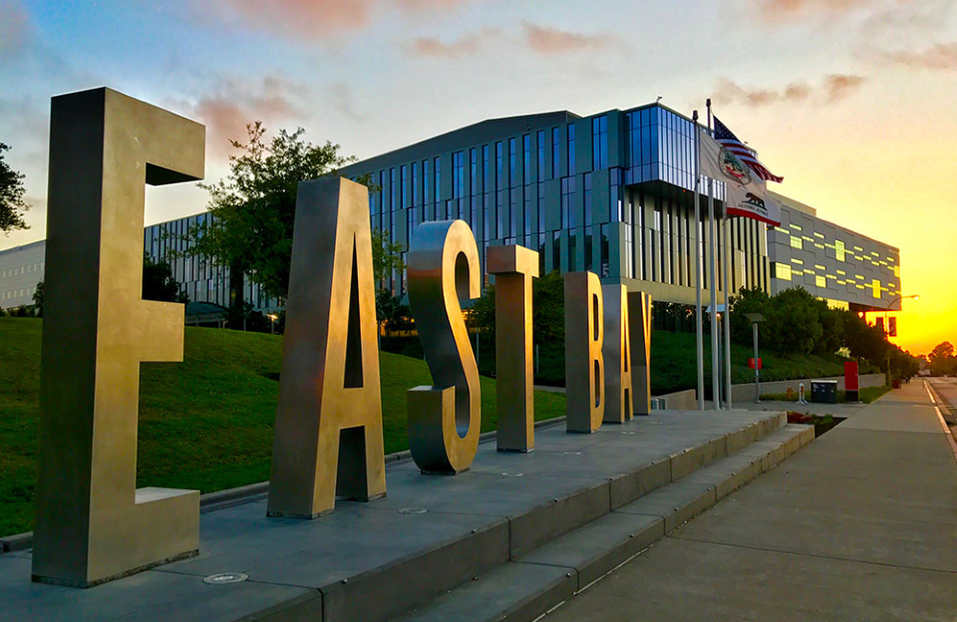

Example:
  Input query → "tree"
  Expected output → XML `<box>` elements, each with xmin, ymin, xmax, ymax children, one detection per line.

<box><xmin>32</xmin><ymin>280</ymin><xmax>43</xmax><ymax>317</ymax></box>
<box><xmin>929</xmin><ymin>342</ymin><xmax>956</xmax><ymax>376</ymax></box>
<box><xmin>0</xmin><ymin>143</ymin><xmax>29</xmax><ymax>232</ymax></box>
<box><xmin>186</xmin><ymin>122</ymin><xmax>360</xmax><ymax>319</ymax></box>
<box><xmin>372</xmin><ymin>228</ymin><xmax>406</xmax><ymax>284</ymax></box>
<box><xmin>143</xmin><ymin>254</ymin><xmax>189</xmax><ymax>303</ymax></box>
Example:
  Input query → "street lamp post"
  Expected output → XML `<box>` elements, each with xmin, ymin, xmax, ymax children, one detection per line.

<box><xmin>883</xmin><ymin>294</ymin><xmax>919</xmax><ymax>385</ymax></box>
<box><xmin>267</xmin><ymin>313</ymin><xmax>279</xmax><ymax>335</ymax></box>
<box><xmin>745</xmin><ymin>313</ymin><xmax>764</xmax><ymax>403</ymax></box>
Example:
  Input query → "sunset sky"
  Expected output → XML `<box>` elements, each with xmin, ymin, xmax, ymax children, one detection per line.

<box><xmin>0</xmin><ymin>0</ymin><xmax>954</xmax><ymax>354</ymax></box>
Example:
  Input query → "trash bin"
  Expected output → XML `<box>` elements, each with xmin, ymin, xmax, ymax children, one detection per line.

<box><xmin>810</xmin><ymin>380</ymin><xmax>838</xmax><ymax>404</ymax></box>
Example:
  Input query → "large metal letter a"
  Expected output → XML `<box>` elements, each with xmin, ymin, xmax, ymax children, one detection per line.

<box><xmin>268</xmin><ymin>177</ymin><xmax>386</xmax><ymax>518</ymax></box>
<box><xmin>33</xmin><ymin>88</ymin><xmax>205</xmax><ymax>587</ymax></box>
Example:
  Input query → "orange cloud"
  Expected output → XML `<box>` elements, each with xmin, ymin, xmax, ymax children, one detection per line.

<box><xmin>714</xmin><ymin>74</ymin><xmax>866</xmax><ymax>107</ymax></box>
<box><xmin>885</xmin><ymin>42</ymin><xmax>957</xmax><ymax>70</ymax></box>
<box><xmin>403</xmin><ymin>28</ymin><xmax>497</xmax><ymax>58</ymax></box>
<box><xmin>0</xmin><ymin>0</ymin><xmax>30</xmax><ymax>56</ymax></box>
<box><xmin>195</xmin><ymin>0</ymin><xmax>490</xmax><ymax>39</ymax></box>
<box><xmin>173</xmin><ymin>76</ymin><xmax>309</xmax><ymax>159</ymax></box>
<box><xmin>523</xmin><ymin>22</ymin><xmax>608</xmax><ymax>54</ymax></box>
<box><xmin>753</xmin><ymin>0</ymin><xmax>919</xmax><ymax>19</ymax></box>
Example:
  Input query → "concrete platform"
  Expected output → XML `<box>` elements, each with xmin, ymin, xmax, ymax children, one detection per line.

<box><xmin>0</xmin><ymin>408</ymin><xmax>794</xmax><ymax>622</ymax></box>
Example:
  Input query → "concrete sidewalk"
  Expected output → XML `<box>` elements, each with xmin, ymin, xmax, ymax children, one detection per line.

<box><xmin>543</xmin><ymin>381</ymin><xmax>957</xmax><ymax>621</ymax></box>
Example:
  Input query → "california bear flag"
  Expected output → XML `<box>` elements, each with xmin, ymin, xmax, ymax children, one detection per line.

<box><xmin>698</xmin><ymin>126</ymin><xmax>781</xmax><ymax>226</ymax></box>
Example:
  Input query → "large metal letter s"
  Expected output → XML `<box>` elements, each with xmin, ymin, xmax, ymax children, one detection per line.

<box><xmin>564</xmin><ymin>272</ymin><xmax>604</xmax><ymax>433</ymax></box>
<box><xmin>268</xmin><ymin>177</ymin><xmax>386</xmax><ymax>519</ymax></box>
<box><xmin>34</xmin><ymin>88</ymin><xmax>204</xmax><ymax>587</ymax></box>
<box><xmin>407</xmin><ymin>220</ymin><xmax>481</xmax><ymax>474</ymax></box>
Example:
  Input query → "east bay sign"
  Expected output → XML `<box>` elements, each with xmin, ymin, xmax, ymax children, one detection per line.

<box><xmin>31</xmin><ymin>88</ymin><xmax>653</xmax><ymax>588</ymax></box>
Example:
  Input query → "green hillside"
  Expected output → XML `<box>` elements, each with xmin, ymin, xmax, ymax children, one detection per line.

<box><xmin>651</xmin><ymin>330</ymin><xmax>875</xmax><ymax>396</ymax></box>
<box><xmin>0</xmin><ymin>318</ymin><xmax>566</xmax><ymax>537</ymax></box>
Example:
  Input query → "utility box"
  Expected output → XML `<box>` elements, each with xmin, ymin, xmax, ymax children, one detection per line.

<box><xmin>844</xmin><ymin>361</ymin><xmax>860</xmax><ymax>402</ymax></box>
<box><xmin>811</xmin><ymin>380</ymin><xmax>838</xmax><ymax>404</ymax></box>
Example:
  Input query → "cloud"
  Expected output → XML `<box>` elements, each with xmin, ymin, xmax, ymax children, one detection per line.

<box><xmin>714</xmin><ymin>74</ymin><xmax>867</xmax><ymax>107</ymax></box>
<box><xmin>171</xmin><ymin>76</ymin><xmax>310</xmax><ymax>159</ymax></box>
<box><xmin>752</xmin><ymin>0</ymin><xmax>913</xmax><ymax>20</ymax></box>
<box><xmin>191</xmin><ymin>0</ymin><xmax>490</xmax><ymax>40</ymax></box>
<box><xmin>0</xmin><ymin>0</ymin><xmax>31</xmax><ymax>56</ymax></box>
<box><xmin>324</xmin><ymin>81</ymin><xmax>366</xmax><ymax>122</ymax></box>
<box><xmin>403</xmin><ymin>28</ymin><xmax>497</xmax><ymax>58</ymax></box>
<box><xmin>522</xmin><ymin>22</ymin><xmax>608</xmax><ymax>54</ymax></box>
<box><xmin>884</xmin><ymin>42</ymin><xmax>957</xmax><ymax>70</ymax></box>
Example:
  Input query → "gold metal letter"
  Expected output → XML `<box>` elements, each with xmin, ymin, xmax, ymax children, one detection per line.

<box><xmin>487</xmin><ymin>244</ymin><xmax>539</xmax><ymax>452</ymax></box>
<box><xmin>407</xmin><ymin>220</ymin><xmax>481</xmax><ymax>473</ymax></box>
<box><xmin>33</xmin><ymin>88</ymin><xmax>204</xmax><ymax>587</ymax></box>
<box><xmin>602</xmin><ymin>284</ymin><xmax>632</xmax><ymax>423</ymax></box>
<box><xmin>564</xmin><ymin>272</ymin><xmax>604</xmax><ymax>433</ymax></box>
<box><xmin>268</xmin><ymin>177</ymin><xmax>386</xmax><ymax>519</ymax></box>
<box><xmin>628</xmin><ymin>291</ymin><xmax>653</xmax><ymax>416</ymax></box>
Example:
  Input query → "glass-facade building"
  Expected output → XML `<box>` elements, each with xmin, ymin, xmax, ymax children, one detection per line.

<box><xmin>341</xmin><ymin>103</ymin><xmax>762</xmax><ymax>307</ymax></box>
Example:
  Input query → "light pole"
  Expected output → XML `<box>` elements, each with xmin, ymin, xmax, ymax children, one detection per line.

<box><xmin>883</xmin><ymin>294</ymin><xmax>919</xmax><ymax>385</ymax></box>
<box><xmin>745</xmin><ymin>313</ymin><xmax>764</xmax><ymax>403</ymax></box>
<box><xmin>267</xmin><ymin>313</ymin><xmax>279</xmax><ymax>335</ymax></box>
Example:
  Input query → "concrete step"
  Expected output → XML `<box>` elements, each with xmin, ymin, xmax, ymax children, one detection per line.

<box><xmin>393</xmin><ymin>423</ymin><xmax>813</xmax><ymax>622</ymax></box>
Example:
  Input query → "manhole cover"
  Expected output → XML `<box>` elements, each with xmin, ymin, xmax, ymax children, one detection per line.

<box><xmin>397</xmin><ymin>507</ymin><xmax>428</xmax><ymax>515</ymax></box>
<box><xmin>203</xmin><ymin>572</ymin><xmax>248</xmax><ymax>585</ymax></box>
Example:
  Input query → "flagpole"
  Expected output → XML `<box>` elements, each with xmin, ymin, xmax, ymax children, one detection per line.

<box><xmin>723</xmin><ymin>217</ymin><xmax>733</xmax><ymax>409</ymax></box>
<box><xmin>707</xmin><ymin>100</ymin><xmax>720</xmax><ymax>412</ymax></box>
<box><xmin>693</xmin><ymin>110</ymin><xmax>705</xmax><ymax>411</ymax></box>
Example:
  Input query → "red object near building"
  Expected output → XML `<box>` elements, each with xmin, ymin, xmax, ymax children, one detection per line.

<box><xmin>748</xmin><ymin>358</ymin><xmax>763</xmax><ymax>370</ymax></box>
<box><xmin>845</xmin><ymin>361</ymin><xmax>860</xmax><ymax>401</ymax></box>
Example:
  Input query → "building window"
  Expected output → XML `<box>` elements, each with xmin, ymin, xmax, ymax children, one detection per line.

<box><xmin>496</xmin><ymin>142</ymin><xmax>504</xmax><ymax>190</ymax></box>
<box><xmin>835</xmin><ymin>239</ymin><xmax>846</xmax><ymax>262</ymax></box>
<box><xmin>592</xmin><ymin>115</ymin><xmax>608</xmax><ymax>170</ymax></box>
<box><xmin>412</xmin><ymin>161</ymin><xmax>420</xmax><ymax>207</ymax></box>
<box><xmin>523</xmin><ymin>134</ymin><xmax>531</xmax><ymax>183</ymax></box>
<box><xmin>552</xmin><ymin>231</ymin><xmax>561</xmax><ymax>272</ymax></box>
<box><xmin>433</xmin><ymin>157</ymin><xmax>441</xmax><ymax>206</ymax></box>
<box><xmin>610</xmin><ymin>168</ymin><xmax>623</xmax><ymax>222</ymax></box>
<box><xmin>537</xmin><ymin>130</ymin><xmax>545</xmax><ymax>181</ymax></box>
<box><xmin>790</xmin><ymin>235</ymin><xmax>802</xmax><ymax>250</ymax></box>
<box><xmin>537</xmin><ymin>182</ymin><xmax>545</xmax><ymax>235</ymax></box>
<box><xmin>469</xmin><ymin>148</ymin><xmax>477</xmax><ymax>195</ymax></box>
<box><xmin>569</xmin><ymin>230</ymin><xmax>577</xmax><ymax>271</ymax></box>
<box><xmin>561</xmin><ymin>177</ymin><xmax>576</xmax><ymax>228</ymax></box>
<box><xmin>401</xmin><ymin>164</ymin><xmax>408</xmax><ymax>207</ymax></box>
<box><xmin>509</xmin><ymin>137</ymin><xmax>517</xmax><ymax>185</ymax></box>
<box><xmin>452</xmin><ymin>151</ymin><xmax>464</xmax><ymax>199</ymax></box>
<box><xmin>567</xmin><ymin>123</ymin><xmax>576</xmax><ymax>176</ymax></box>
<box><xmin>816</xmin><ymin>275</ymin><xmax>826</xmax><ymax>288</ymax></box>
<box><xmin>585</xmin><ymin>226</ymin><xmax>593</xmax><ymax>271</ymax></box>
<box><xmin>773</xmin><ymin>262</ymin><xmax>792</xmax><ymax>281</ymax></box>
<box><xmin>583</xmin><ymin>172</ymin><xmax>593</xmax><ymax>227</ymax></box>
<box><xmin>552</xmin><ymin>127</ymin><xmax>560</xmax><ymax>178</ymax></box>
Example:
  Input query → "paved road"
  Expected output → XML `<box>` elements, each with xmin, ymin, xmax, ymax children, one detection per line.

<box><xmin>542</xmin><ymin>381</ymin><xmax>957</xmax><ymax>621</ymax></box>
<box><xmin>927</xmin><ymin>377</ymin><xmax>957</xmax><ymax>419</ymax></box>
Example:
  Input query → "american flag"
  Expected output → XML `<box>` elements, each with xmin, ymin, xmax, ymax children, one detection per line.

<box><xmin>713</xmin><ymin>116</ymin><xmax>783</xmax><ymax>183</ymax></box>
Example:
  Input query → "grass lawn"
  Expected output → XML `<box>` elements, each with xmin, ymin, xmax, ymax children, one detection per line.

<box><xmin>651</xmin><ymin>330</ymin><xmax>877</xmax><ymax>396</ymax></box>
<box><xmin>762</xmin><ymin>385</ymin><xmax>892</xmax><ymax>404</ymax></box>
<box><xmin>0</xmin><ymin>317</ymin><xmax>566</xmax><ymax>537</ymax></box>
